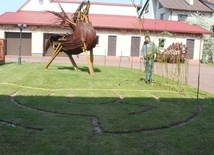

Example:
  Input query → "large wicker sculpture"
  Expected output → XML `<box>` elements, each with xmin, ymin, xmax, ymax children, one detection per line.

<box><xmin>156</xmin><ymin>43</ymin><xmax>187</xmax><ymax>63</ymax></box>
<box><xmin>45</xmin><ymin>1</ymin><xmax>97</xmax><ymax>75</ymax></box>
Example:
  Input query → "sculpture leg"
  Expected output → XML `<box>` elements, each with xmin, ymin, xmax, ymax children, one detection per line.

<box><xmin>81</xmin><ymin>38</ymin><xmax>94</xmax><ymax>75</ymax></box>
<box><xmin>45</xmin><ymin>43</ymin><xmax>63</xmax><ymax>68</ymax></box>
<box><xmin>83</xmin><ymin>49</ymin><xmax>94</xmax><ymax>75</ymax></box>
<box><xmin>67</xmin><ymin>54</ymin><xmax>79</xmax><ymax>72</ymax></box>
<box><xmin>90</xmin><ymin>49</ymin><xmax>94</xmax><ymax>65</ymax></box>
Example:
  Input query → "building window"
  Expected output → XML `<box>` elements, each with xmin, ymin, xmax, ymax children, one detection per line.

<box><xmin>108</xmin><ymin>36</ymin><xmax>117</xmax><ymax>56</ymax></box>
<box><xmin>160</xmin><ymin>13</ymin><xmax>165</xmax><ymax>20</ymax></box>
<box><xmin>178</xmin><ymin>14</ymin><xmax>188</xmax><ymax>21</ymax></box>
<box><xmin>145</xmin><ymin>4</ymin><xmax>149</xmax><ymax>13</ymax></box>
<box><xmin>158</xmin><ymin>38</ymin><xmax>165</xmax><ymax>48</ymax></box>
<box><xmin>96</xmin><ymin>36</ymin><xmax>99</xmax><ymax>45</ymax></box>
<box><xmin>159</xmin><ymin>2</ymin><xmax>163</xmax><ymax>8</ymax></box>
<box><xmin>131</xmin><ymin>36</ymin><xmax>141</xmax><ymax>57</ymax></box>
<box><xmin>211</xmin><ymin>25</ymin><xmax>214</xmax><ymax>37</ymax></box>
<box><xmin>211</xmin><ymin>25</ymin><xmax>214</xmax><ymax>32</ymax></box>
<box><xmin>198</xmin><ymin>13</ymin><xmax>205</xmax><ymax>16</ymax></box>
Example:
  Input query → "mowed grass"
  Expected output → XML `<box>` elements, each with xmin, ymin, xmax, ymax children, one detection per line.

<box><xmin>0</xmin><ymin>62</ymin><xmax>214</xmax><ymax>155</ymax></box>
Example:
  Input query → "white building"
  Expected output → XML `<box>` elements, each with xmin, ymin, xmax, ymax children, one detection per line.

<box><xmin>0</xmin><ymin>0</ymin><xmax>211</xmax><ymax>60</ymax></box>
<box><xmin>140</xmin><ymin>0</ymin><xmax>213</xmax><ymax>20</ymax></box>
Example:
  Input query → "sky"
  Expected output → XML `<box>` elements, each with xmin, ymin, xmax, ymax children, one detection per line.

<box><xmin>0</xmin><ymin>0</ymin><xmax>146</xmax><ymax>15</ymax></box>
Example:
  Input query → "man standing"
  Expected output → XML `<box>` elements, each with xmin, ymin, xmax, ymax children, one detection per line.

<box><xmin>141</xmin><ymin>36</ymin><xmax>157</xmax><ymax>84</ymax></box>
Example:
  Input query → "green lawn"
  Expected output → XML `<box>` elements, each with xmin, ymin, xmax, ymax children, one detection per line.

<box><xmin>0</xmin><ymin>62</ymin><xmax>213</xmax><ymax>155</ymax></box>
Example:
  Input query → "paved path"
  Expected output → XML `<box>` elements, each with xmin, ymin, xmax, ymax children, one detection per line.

<box><xmin>187</xmin><ymin>63</ymin><xmax>214</xmax><ymax>94</ymax></box>
<box><xmin>4</xmin><ymin>55</ymin><xmax>214</xmax><ymax>94</ymax></box>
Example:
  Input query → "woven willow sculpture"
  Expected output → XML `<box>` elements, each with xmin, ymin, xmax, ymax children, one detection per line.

<box><xmin>45</xmin><ymin>1</ymin><xmax>97</xmax><ymax>75</ymax></box>
<box><xmin>156</xmin><ymin>43</ymin><xmax>187</xmax><ymax>63</ymax></box>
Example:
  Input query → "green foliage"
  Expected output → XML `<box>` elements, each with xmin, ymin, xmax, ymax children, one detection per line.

<box><xmin>158</xmin><ymin>31</ymin><xmax>173</xmax><ymax>37</ymax></box>
<box><xmin>203</xmin><ymin>36</ymin><xmax>214</xmax><ymax>60</ymax></box>
<box><xmin>186</xmin><ymin>13</ymin><xmax>214</xmax><ymax>61</ymax></box>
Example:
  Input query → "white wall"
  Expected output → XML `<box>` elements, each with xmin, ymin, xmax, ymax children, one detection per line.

<box><xmin>156</xmin><ymin>8</ymin><xmax>169</xmax><ymax>20</ymax></box>
<box><xmin>93</xmin><ymin>31</ymin><xmax>108</xmax><ymax>56</ymax></box>
<box><xmin>169</xmin><ymin>10</ymin><xmax>212</xmax><ymax>21</ymax></box>
<box><xmin>94</xmin><ymin>29</ymin><xmax>203</xmax><ymax>59</ymax></box>
<box><xmin>31</xmin><ymin>31</ymin><xmax>43</xmax><ymax>55</ymax></box>
<box><xmin>143</xmin><ymin>0</ymin><xmax>156</xmax><ymax>19</ymax></box>
<box><xmin>143</xmin><ymin>0</ymin><xmax>213</xmax><ymax>20</ymax></box>
<box><xmin>0</xmin><ymin>30</ymin><xmax>4</xmax><ymax>38</ymax></box>
<box><xmin>192</xmin><ymin>37</ymin><xmax>203</xmax><ymax>60</ymax></box>
<box><xmin>21</xmin><ymin>0</ymin><xmax>138</xmax><ymax>16</ymax></box>
<box><xmin>93</xmin><ymin>30</ymin><xmax>143</xmax><ymax>57</ymax></box>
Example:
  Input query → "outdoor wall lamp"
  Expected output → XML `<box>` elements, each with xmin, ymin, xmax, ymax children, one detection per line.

<box><xmin>17</xmin><ymin>23</ymin><xmax>27</xmax><ymax>65</ymax></box>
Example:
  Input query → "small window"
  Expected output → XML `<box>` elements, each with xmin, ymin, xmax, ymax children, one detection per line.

<box><xmin>211</xmin><ymin>25</ymin><xmax>214</xmax><ymax>37</ymax></box>
<box><xmin>158</xmin><ymin>38</ymin><xmax>165</xmax><ymax>48</ymax></box>
<box><xmin>178</xmin><ymin>14</ymin><xmax>188</xmax><ymax>21</ymax></box>
<box><xmin>160</xmin><ymin>13</ymin><xmax>165</xmax><ymax>20</ymax></box>
<box><xmin>96</xmin><ymin>36</ymin><xmax>99</xmax><ymax>45</ymax></box>
<box><xmin>159</xmin><ymin>2</ymin><xmax>163</xmax><ymax>8</ymax></box>
<box><xmin>145</xmin><ymin>4</ymin><xmax>149</xmax><ymax>13</ymax></box>
<box><xmin>211</xmin><ymin>25</ymin><xmax>214</xmax><ymax>32</ymax></box>
<box><xmin>199</xmin><ymin>13</ymin><xmax>205</xmax><ymax>16</ymax></box>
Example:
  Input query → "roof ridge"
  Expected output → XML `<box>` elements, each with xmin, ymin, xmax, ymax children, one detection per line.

<box><xmin>51</xmin><ymin>0</ymin><xmax>141</xmax><ymax>7</ymax></box>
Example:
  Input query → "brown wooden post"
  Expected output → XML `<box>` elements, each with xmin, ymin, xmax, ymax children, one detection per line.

<box><xmin>67</xmin><ymin>54</ymin><xmax>79</xmax><ymax>71</ymax></box>
<box><xmin>90</xmin><ymin>49</ymin><xmax>94</xmax><ymax>65</ymax></box>
<box><xmin>84</xmin><ymin>50</ymin><xmax>95</xmax><ymax>75</ymax></box>
<box><xmin>45</xmin><ymin>43</ymin><xmax>63</xmax><ymax>68</ymax></box>
<box><xmin>81</xmin><ymin>38</ymin><xmax>94</xmax><ymax>75</ymax></box>
<box><xmin>0</xmin><ymin>39</ymin><xmax>5</xmax><ymax>65</ymax></box>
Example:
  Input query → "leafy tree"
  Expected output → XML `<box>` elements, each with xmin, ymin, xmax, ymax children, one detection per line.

<box><xmin>186</xmin><ymin>13</ymin><xmax>214</xmax><ymax>62</ymax></box>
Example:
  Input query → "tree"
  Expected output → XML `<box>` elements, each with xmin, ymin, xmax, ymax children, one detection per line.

<box><xmin>186</xmin><ymin>13</ymin><xmax>214</xmax><ymax>62</ymax></box>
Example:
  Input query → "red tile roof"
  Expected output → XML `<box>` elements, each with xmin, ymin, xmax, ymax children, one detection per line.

<box><xmin>0</xmin><ymin>11</ymin><xmax>60</xmax><ymax>26</ymax></box>
<box><xmin>159</xmin><ymin>0</ymin><xmax>213</xmax><ymax>12</ymax></box>
<box><xmin>0</xmin><ymin>11</ymin><xmax>211</xmax><ymax>34</ymax></box>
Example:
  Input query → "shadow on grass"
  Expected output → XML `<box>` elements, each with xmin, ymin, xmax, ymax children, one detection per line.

<box><xmin>1</xmin><ymin>94</ymin><xmax>213</xmax><ymax>134</ymax></box>
<box><xmin>2</xmin><ymin>62</ymin><xmax>17</xmax><ymax>65</ymax></box>
<box><xmin>57</xmin><ymin>66</ymin><xmax>101</xmax><ymax>73</ymax></box>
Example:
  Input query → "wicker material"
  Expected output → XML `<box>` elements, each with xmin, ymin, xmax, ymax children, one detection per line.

<box><xmin>45</xmin><ymin>1</ymin><xmax>97</xmax><ymax>75</ymax></box>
